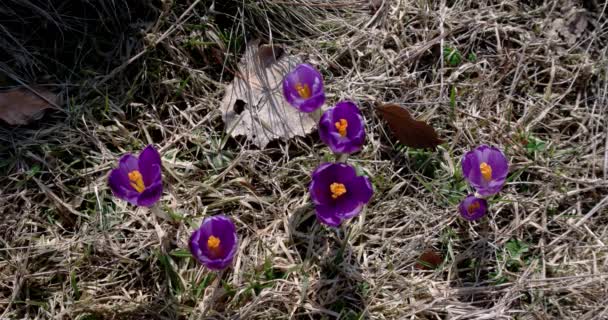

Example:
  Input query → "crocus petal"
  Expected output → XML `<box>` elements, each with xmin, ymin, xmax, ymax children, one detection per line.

<box><xmin>214</xmin><ymin>217</ymin><xmax>238</xmax><ymax>259</ymax></box>
<box><xmin>458</xmin><ymin>195</ymin><xmax>488</xmax><ymax>221</ymax></box>
<box><xmin>487</xmin><ymin>148</ymin><xmax>509</xmax><ymax>179</ymax></box>
<box><xmin>477</xmin><ymin>179</ymin><xmax>506</xmax><ymax>197</ymax></box>
<box><xmin>108</xmin><ymin>168</ymin><xmax>139</xmax><ymax>205</ymax></box>
<box><xmin>296</xmin><ymin>93</ymin><xmax>326</xmax><ymax>113</ymax></box>
<box><xmin>282</xmin><ymin>63</ymin><xmax>325</xmax><ymax>113</ymax></box>
<box><xmin>335</xmin><ymin>201</ymin><xmax>363</xmax><ymax>220</ymax></box>
<box><xmin>189</xmin><ymin>227</ymin><xmax>214</xmax><ymax>266</ymax></box>
<box><xmin>333</xmin><ymin>101</ymin><xmax>364</xmax><ymax>140</ymax></box>
<box><xmin>350</xmin><ymin>176</ymin><xmax>374</xmax><ymax>207</ymax></box>
<box><xmin>310</xmin><ymin>162</ymin><xmax>357</xmax><ymax>205</ymax></box>
<box><xmin>462</xmin><ymin>151</ymin><xmax>483</xmax><ymax>186</ymax></box>
<box><xmin>318</xmin><ymin>101</ymin><xmax>366</xmax><ymax>154</ymax></box>
<box><xmin>315</xmin><ymin>204</ymin><xmax>343</xmax><ymax>227</ymax></box>
<box><xmin>136</xmin><ymin>181</ymin><xmax>163</xmax><ymax>207</ymax></box>
<box><xmin>189</xmin><ymin>215</ymin><xmax>238</xmax><ymax>270</ymax></box>
<box><xmin>309</xmin><ymin>176</ymin><xmax>332</xmax><ymax>205</ymax></box>
<box><xmin>119</xmin><ymin>154</ymin><xmax>139</xmax><ymax>173</ymax></box>
<box><xmin>108</xmin><ymin>146</ymin><xmax>165</xmax><ymax>207</ymax></box>
<box><xmin>310</xmin><ymin>162</ymin><xmax>373</xmax><ymax>227</ymax></box>
<box><xmin>462</xmin><ymin>145</ymin><xmax>509</xmax><ymax>196</ymax></box>
<box><xmin>327</xmin><ymin>163</ymin><xmax>357</xmax><ymax>182</ymax></box>
<box><xmin>339</xmin><ymin>176</ymin><xmax>373</xmax><ymax>219</ymax></box>
<box><xmin>138</xmin><ymin>145</ymin><xmax>162</xmax><ymax>187</ymax></box>
<box><xmin>284</xmin><ymin>64</ymin><xmax>322</xmax><ymax>91</ymax></box>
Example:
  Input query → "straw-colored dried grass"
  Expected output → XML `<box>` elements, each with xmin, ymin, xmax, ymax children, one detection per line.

<box><xmin>1</xmin><ymin>0</ymin><xmax>607</xmax><ymax>319</ymax></box>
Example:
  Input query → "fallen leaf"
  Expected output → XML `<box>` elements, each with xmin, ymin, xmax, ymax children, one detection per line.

<box><xmin>415</xmin><ymin>249</ymin><xmax>443</xmax><ymax>270</ymax></box>
<box><xmin>547</xmin><ymin>5</ymin><xmax>588</xmax><ymax>46</ymax></box>
<box><xmin>220</xmin><ymin>40</ymin><xmax>316</xmax><ymax>148</ymax></box>
<box><xmin>376</xmin><ymin>103</ymin><xmax>443</xmax><ymax>149</ymax></box>
<box><xmin>0</xmin><ymin>87</ymin><xmax>58</xmax><ymax>125</ymax></box>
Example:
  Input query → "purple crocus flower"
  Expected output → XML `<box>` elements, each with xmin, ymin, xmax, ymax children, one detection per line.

<box><xmin>309</xmin><ymin>163</ymin><xmax>373</xmax><ymax>227</ymax></box>
<box><xmin>458</xmin><ymin>195</ymin><xmax>488</xmax><ymax>221</ymax></box>
<box><xmin>189</xmin><ymin>215</ymin><xmax>238</xmax><ymax>270</ymax></box>
<box><xmin>462</xmin><ymin>145</ymin><xmax>509</xmax><ymax>196</ymax></box>
<box><xmin>319</xmin><ymin>101</ymin><xmax>366</xmax><ymax>154</ymax></box>
<box><xmin>108</xmin><ymin>145</ymin><xmax>163</xmax><ymax>207</ymax></box>
<box><xmin>282</xmin><ymin>63</ymin><xmax>325</xmax><ymax>113</ymax></box>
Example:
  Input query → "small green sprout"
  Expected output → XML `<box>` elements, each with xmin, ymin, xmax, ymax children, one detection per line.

<box><xmin>444</xmin><ymin>46</ymin><xmax>462</xmax><ymax>67</ymax></box>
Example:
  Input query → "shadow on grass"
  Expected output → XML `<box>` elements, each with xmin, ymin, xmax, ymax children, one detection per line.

<box><xmin>288</xmin><ymin>208</ymin><xmax>368</xmax><ymax>319</ymax></box>
<box><xmin>447</xmin><ymin>219</ymin><xmax>501</xmax><ymax>307</ymax></box>
<box><xmin>316</xmin><ymin>240</ymin><xmax>368</xmax><ymax>320</ymax></box>
<box><xmin>71</xmin><ymin>297</ymin><xmax>178</xmax><ymax>320</ymax></box>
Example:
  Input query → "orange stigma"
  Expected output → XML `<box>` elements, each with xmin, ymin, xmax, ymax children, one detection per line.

<box><xmin>335</xmin><ymin>118</ymin><xmax>348</xmax><ymax>137</ymax></box>
<box><xmin>295</xmin><ymin>82</ymin><xmax>311</xmax><ymax>99</ymax></box>
<box><xmin>207</xmin><ymin>235</ymin><xmax>221</xmax><ymax>251</ymax></box>
<box><xmin>480</xmin><ymin>162</ymin><xmax>492</xmax><ymax>181</ymax></box>
<box><xmin>330</xmin><ymin>183</ymin><xmax>347</xmax><ymax>199</ymax></box>
<box><xmin>467</xmin><ymin>202</ymin><xmax>480</xmax><ymax>214</ymax></box>
<box><xmin>128</xmin><ymin>170</ymin><xmax>145</xmax><ymax>193</ymax></box>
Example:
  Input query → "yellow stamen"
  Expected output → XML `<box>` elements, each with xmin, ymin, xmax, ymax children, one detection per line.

<box><xmin>295</xmin><ymin>82</ymin><xmax>311</xmax><ymax>99</ymax></box>
<box><xmin>207</xmin><ymin>235</ymin><xmax>221</xmax><ymax>251</ymax></box>
<box><xmin>330</xmin><ymin>182</ymin><xmax>347</xmax><ymax>199</ymax></box>
<box><xmin>128</xmin><ymin>170</ymin><xmax>145</xmax><ymax>193</ymax></box>
<box><xmin>480</xmin><ymin>162</ymin><xmax>492</xmax><ymax>181</ymax></box>
<box><xmin>467</xmin><ymin>202</ymin><xmax>480</xmax><ymax>215</ymax></box>
<box><xmin>335</xmin><ymin>118</ymin><xmax>348</xmax><ymax>137</ymax></box>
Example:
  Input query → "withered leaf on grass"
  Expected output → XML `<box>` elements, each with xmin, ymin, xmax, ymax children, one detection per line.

<box><xmin>0</xmin><ymin>87</ymin><xmax>58</xmax><ymax>125</ymax></box>
<box><xmin>376</xmin><ymin>103</ymin><xmax>443</xmax><ymax>149</ymax></box>
<box><xmin>414</xmin><ymin>249</ymin><xmax>443</xmax><ymax>270</ymax></box>
<box><xmin>220</xmin><ymin>40</ymin><xmax>316</xmax><ymax>148</ymax></box>
<box><xmin>546</xmin><ymin>6</ymin><xmax>588</xmax><ymax>46</ymax></box>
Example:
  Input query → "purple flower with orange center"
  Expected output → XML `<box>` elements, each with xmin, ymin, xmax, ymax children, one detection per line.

<box><xmin>309</xmin><ymin>163</ymin><xmax>373</xmax><ymax>227</ymax></box>
<box><xmin>319</xmin><ymin>101</ymin><xmax>366</xmax><ymax>154</ymax></box>
<box><xmin>282</xmin><ymin>63</ymin><xmax>325</xmax><ymax>113</ymax></box>
<box><xmin>462</xmin><ymin>145</ymin><xmax>509</xmax><ymax>196</ymax></box>
<box><xmin>189</xmin><ymin>215</ymin><xmax>238</xmax><ymax>270</ymax></box>
<box><xmin>108</xmin><ymin>145</ymin><xmax>163</xmax><ymax>207</ymax></box>
<box><xmin>458</xmin><ymin>195</ymin><xmax>488</xmax><ymax>221</ymax></box>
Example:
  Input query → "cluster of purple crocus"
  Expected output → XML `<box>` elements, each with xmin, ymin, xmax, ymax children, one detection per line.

<box><xmin>283</xmin><ymin>64</ymin><xmax>373</xmax><ymax>227</ymax></box>
<box><xmin>104</xmin><ymin>63</ymin><xmax>374</xmax><ymax>271</ymax></box>
<box><xmin>108</xmin><ymin>146</ymin><xmax>238</xmax><ymax>270</ymax></box>
<box><xmin>458</xmin><ymin>145</ymin><xmax>509</xmax><ymax>221</ymax></box>
<box><xmin>104</xmin><ymin>63</ymin><xmax>508</xmax><ymax>273</ymax></box>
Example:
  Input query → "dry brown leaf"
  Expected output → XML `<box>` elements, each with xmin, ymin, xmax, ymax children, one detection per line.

<box><xmin>414</xmin><ymin>249</ymin><xmax>443</xmax><ymax>270</ymax></box>
<box><xmin>376</xmin><ymin>103</ymin><xmax>443</xmax><ymax>149</ymax></box>
<box><xmin>0</xmin><ymin>87</ymin><xmax>58</xmax><ymax>125</ymax></box>
<box><xmin>547</xmin><ymin>4</ymin><xmax>588</xmax><ymax>46</ymax></box>
<box><xmin>220</xmin><ymin>40</ymin><xmax>316</xmax><ymax>148</ymax></box>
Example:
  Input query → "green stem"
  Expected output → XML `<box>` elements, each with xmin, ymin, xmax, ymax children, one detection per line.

<box><xmin>310</xmin><ymin>107</ymin><xmax>324</xmax><ymax>123</ymax></box>
<box><xmin>336</xmin><ymin>153</ymin><xmax>348</xmax><ymax>163</ymax></box>
<box><xmin>151</xmin><ymin>203</ymin><xmax>171</xmax><ymax>221</ymax></box>
<box><xmin>334</xmin><ymin>226</ymin><xmax>352</xmax><ymax>265</ymax></box>
<box><xmin>341</xmin><ymin>226</ymin><xmax>352</xmax><ymax>253</ymax></box>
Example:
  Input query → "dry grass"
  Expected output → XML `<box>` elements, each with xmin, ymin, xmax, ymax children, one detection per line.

<box><xmin>1</xmin><ymin>0</ymin><xmax>608</xmax><ymax>319</ymax></box>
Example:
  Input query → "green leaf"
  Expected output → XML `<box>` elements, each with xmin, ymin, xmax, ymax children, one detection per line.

<box><xmin>157</xmin><ymin>252</ymin><xmax>184</xmax><ymax>294</ymax></box>
<box><xmin>505</xmin><ymin>239</ymin><xmax>529</xmax><ymax>261</ymax></box>
<box><xmin>194</xmin><ymin>273</ymin><xmax>216</xmax><ymax>299</ymax></box>
<box><xmin>443</xmin><ymin>46</ymin><xmax>462</xmax><ymax>67</ymax></box>
<box><xmin>467</xmin><ymin>52</ymin><xmax>477</xmax><ymax>62</ymax></box>
<box><xmin>27</xmin><ymin>164</ymin><xmax>41</xmax><ymax>178</ymax></box>
<box><xmin>526</xmin><ymin>136</ymin><xmax>546</xmax><ymax>154</ymax></box>
<box><xmin>489</xmin><ymin>271</ymin><xmax>508</xmax><ymax>285</ymax></box>
<box><xmin>169</xmin><ymin>248</ymin><xmax>192</xmax><ymax>258</ymax></box>
<box><xmin>221</xmin><ymin>279</ymin><xmax>237</xmax><ymax>297</ymax></box>
<box><xmin>70</xmin><ymin>270</ymin><xmax>81</xmax><ymax>300</ymax></box>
